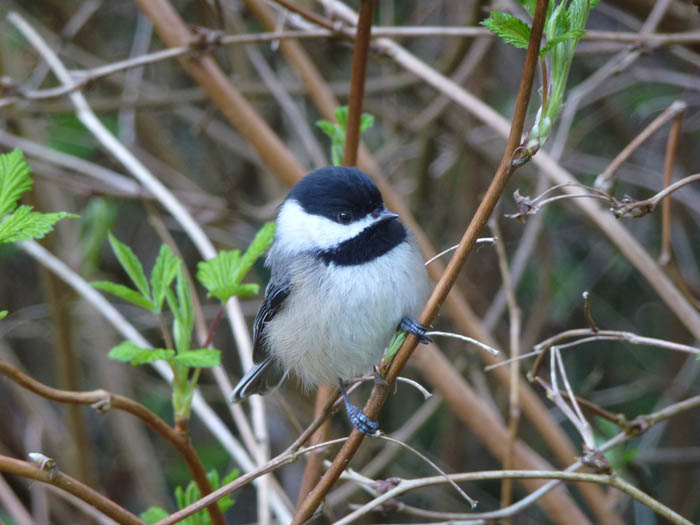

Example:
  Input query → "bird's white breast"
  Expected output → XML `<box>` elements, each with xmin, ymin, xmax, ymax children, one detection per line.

<box><xmin>263</xmin><ymin>239</ymin><xmax>429</xmax><ymax>388</ymax></box>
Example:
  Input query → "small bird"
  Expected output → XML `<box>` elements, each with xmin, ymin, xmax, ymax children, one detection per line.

<box><xmin>230</xmin><ymin>166</ymin><xmax>431</xmax><ymax>434</ymax></box>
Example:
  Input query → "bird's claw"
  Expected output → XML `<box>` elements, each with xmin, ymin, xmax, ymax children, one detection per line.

<box><xmin>399</xmin><ymin>316</ymin><xmax>431</xmax><ymax>344</ymax></box>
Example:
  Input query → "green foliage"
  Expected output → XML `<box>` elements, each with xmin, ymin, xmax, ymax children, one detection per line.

<box><xmin>480</xmin><ymin>1</ymin><xmax>599</xmax><ymax>148</ymax></box>
<box><xmin>0</xmin><ymin>149</ymin><xmax>77</xmax><ymax>244</ymax></box>
<box><xmin>92</xmin><ymin>280</ymin><xmax>156</xmax><ymax>310</ymax></box>
<box><xmin>0</xmin><ymin>148</ymin><xmax>32</xmax><ymax>217</ymax></box>
<box><xmin>174</xmin><ymin>349</ymin><xmax>221</xmax><ymax>368</ymax></box>
<box><xmin>481</xmin><ymin>12</ymin><xmax>531</xmax><ymax>49</ymax></box>
<box><xmin>96</xmin><ymin>223</ymin><xmax>270</xmax><ymax>423</ymax></box>
<box><xmin>0</xmin><ymin>311</ymin><xmax>7</xmax><ymax>320</ymax></box>
<box><xmin>108</xmin><ymin>341</ymin><xmax>175</xmax><ymax>365</ymax></box>
<box><xmin>93</xmin><ymin>236</ymin><xmax>180</xmax><ymax>314</ymax></box>
<box><xmin>140</xmin><ymin>469</ymin><xmax>239</xmax><ymax>525</ymax></box>
<box><xmin>316</xmin><ymin>106</ymin><xmax>374</xmax><ymax>165</ymax></box>
<box><xmin>197</xmin><ymin>222</ymin><xmax>274</xmax><ymax>303</ymax></box>
<box><xmin>151</xmin><ymin>244</ymin><xmax>180</xmax><ymax>312</ymax></box>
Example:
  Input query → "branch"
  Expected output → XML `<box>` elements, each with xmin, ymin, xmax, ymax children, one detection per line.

<box><xmin>0</xmin><ymin>360</ymin><xmax>222</xmax><ymax>524</ymax></box>
<box><xmin>335</xmin><ymin>469</ymin><xmax>693</xmax><ymax>525</ymax></box>
<box><xmin>0</xmin><ymin>455</ymin><xmax>145</xmax><ymax>525</ymax></box>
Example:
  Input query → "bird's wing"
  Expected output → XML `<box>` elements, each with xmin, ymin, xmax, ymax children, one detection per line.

<box><xmin>252</xmin><ymin>279</ymin><xmax>291</xmax><ymax>362</ymax></box>
<box><xmin>229</xmin><ymin>278</ymin><xmax>291</xmax><ymax>403</ymax></box>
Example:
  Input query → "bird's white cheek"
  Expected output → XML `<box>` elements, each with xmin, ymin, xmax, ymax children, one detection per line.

<box><xmin>274</xmin><ymin>200</ymin><xmax>375</xmax><ymax>254</ymax></box>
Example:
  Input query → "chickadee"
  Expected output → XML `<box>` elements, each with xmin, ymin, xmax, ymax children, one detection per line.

<box><xmin>230</xmin><ymin>166</ymin><xmax>431</xmax><ymax>434</ymax></box>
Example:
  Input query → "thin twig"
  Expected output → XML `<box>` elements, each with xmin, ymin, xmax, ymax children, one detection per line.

<box><xmin>335</xmin><ymin>469</ymin><xmax>693</xmax><ymax>525</ymax></box>
<box><xmin>659</xmin><ymin>112</ymin><xmax>683</xmax><ymax>265</ymax></box>
<box><xmin>614</xmin><ymin>173</ymin><xmax>700</xmax><ymax>218</ymax></box>
<box><xmin>594</xmin><ymin>100</ymin><xmax>687</xmax><ymax>191</ymax></box>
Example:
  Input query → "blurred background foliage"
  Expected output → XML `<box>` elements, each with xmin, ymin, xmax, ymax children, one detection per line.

<box><xmin>0</xmin><ymin>0</ymin><xmax>699</xmax><ymax>523</ymax></box>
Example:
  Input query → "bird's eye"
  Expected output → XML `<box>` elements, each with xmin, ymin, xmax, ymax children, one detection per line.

<box><xmin>337</xmin><ymin>211</ymin><xmax>352</xmax><ymax>224</ymax></box>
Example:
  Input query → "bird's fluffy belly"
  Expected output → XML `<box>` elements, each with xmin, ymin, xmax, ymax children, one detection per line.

<box><xmin>264</xmin><ymin>244</ymin><xmax>426</xmax><ymax>387</ymax></box>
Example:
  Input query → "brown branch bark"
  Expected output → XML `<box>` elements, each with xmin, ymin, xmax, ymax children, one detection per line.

<box><xmin>0</xmin><ymin>360</ymin><xmax>223</xmax><ymax>524</ymax></box>
<box><xmin>0</xmin><ymin>454</ymin><xmax>145</xmax><ymax>525</ymax></box>
<box><xmin>292</xmin><ymin>1</ymin><xmax>552</xmax><ymax>522</ymax></box>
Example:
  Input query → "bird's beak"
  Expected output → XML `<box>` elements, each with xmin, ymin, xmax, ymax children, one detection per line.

<box><xmin>376</xmin><ymin>210</ymin><xmax>399</xmax><ymax>224</ymax></box>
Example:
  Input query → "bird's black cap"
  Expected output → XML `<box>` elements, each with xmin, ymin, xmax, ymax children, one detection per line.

<box><xmin>287</xmin><ymin>166</ymin><xmax>384</xmax><ymax>224</ymax></box>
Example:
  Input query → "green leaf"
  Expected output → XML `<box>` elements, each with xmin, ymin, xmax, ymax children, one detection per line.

<box><xmin>232</xmin><ymin>283</ymin><xmax>259</xmax><ymax>296</ymax></box>
<box><xmin>481</xmin><ymin>11</ymin><xmax>531</xmax><ymax>49</ymax></box>
<box><xmin>197</xmin><ymin>249</ymin><xmax>242</xmax><ymax>302</ymax></box>
<box><xmin>0</xmin><ymin>206</ymin><xmax>78</xmax><ymax>244</ymax></box>
<box><xmin>151</xmin><ymin>244</ymin><xmax>180</xmax><ymax>312</ymax></box>
<box><xmin>92</xmin><ymin>281</ymin><xmax>155</xmax><ymax>311</ymax></box>
<box><xmin>131</xmin><ymin>348</ymin><xmax>175</xmax><ymax>365</ymax></box>
<box><xmin>540</xmin><ymin>29</ymin><xmax>585</xmax><ymax>55</ymax></box>
<box><xmin>108</xmin><ymin>233</ymin><xmax>151</xmax><ymax>300</ymax></box>
<box><xmin>167</xmin><ymin>267</ymin><xmax>193</xmax><ymax>354</ymax></box>
<box><xmin>0</xmin><ymin>149</ymin><xmax>32</xmax><ymax>217</ymax></box>
<box><xmin>234</xmin><ymin>222</ymin><xmax>275</xmax><ymax>283</ymax></box>
<box><xmin>0</xmin><ymin>310</ymin><xmax>7</xmax><ymax>320</ymax></box>
<box><xmin>197</xmin><ymin>223</ymin><xmax>273</xmax><ymax>303</ymax></box>
<box><xmin>174</xmin><ymin>349</ymin><xmax>221</xmax><ymax>368</ymax></box>
<box><xmin>108</xmin><ymin>341</ymin><xmax>147</xmax><ymax>362</ymax></box>
<box><xmin>107</xmin><ymin>341</ymin><xmax>175</xmax><ymax>365</ymax></box>
<box><xmin>335</xmin><ymin>106</ymin><xmax>348</xmax><ymax>128</ymax></box>
<box><xmin>141</xmin><ymin>507</ymin><xmax>169</xmax><ymax>524</ymax></box>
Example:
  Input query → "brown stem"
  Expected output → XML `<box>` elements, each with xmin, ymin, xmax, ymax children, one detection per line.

<box><xmin>291</xmin><ymin>1</ymin><xmax>549</xmax><ymax>522</ymax></box>
<box><xmin>342</xmin><ymin>0</ymin><xmax>376</xmax><ymax>167</ymax></box>
<box><xmin>0</xmin><ymin>360</ymin><xmax>223</xmax><ymax>525</ymax></box>
<box><xmin>296</xmin><ymin>385</ymin><xmax>333</xmax><ymax>508</ymax></box>
<box><xmin>0</xmin><ymin>455</ymin><xmax>144</xmax><ymax>525</ymax></box>
<box><xmin>659</xmin><ymin>112</ymin><xmax>683</xmax><ymax>265</ymax></box>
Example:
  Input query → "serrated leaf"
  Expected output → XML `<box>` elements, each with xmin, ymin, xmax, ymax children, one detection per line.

<box><xmin>108</xmin><ymin>341</ymin><xmax>148</xmax><ymax>362</ymax></box>
<box><xmin>481</xmin><ymin>11</ymin><xmax>532</xmax><ymax>49</ymax></box>
<box><xmin>0</xmin><ymin>310</ymin><xmax>7</xmax><ymax>320</ymax></box>
<box><xmin>131</xmin><ymin>348</ymin><xmax>175</xmax><ymax>365</ymax></box>
<box><xmin>0</xmin><ymin>149</ymin><xmax>32</xmax><ymax>217</ymax></box>
<box><xmin>151</xmin><ymin>244</ymin><xmax>180</xmax><ymax>312</ymax></box>
<box><xmin>234</xmin><ymin>222</ymin><xmax>275</xmax><ymax>283</ymax></box>
<box><xmin>0</xmin><ymin>206</ymin><xmax>78</xmax><ymax>244</ymax></box>
<box><xmin>92</xmin><ymin>281</ymin><xmax>155</xmax><ymax>311</ymax></box>
<box><xmin>174</xmin><ymin>349</ymin><xmax>221</xmax><ymax>368</ymax></box>
<box><xmin>197</xmin><ymin>249</ymin><xmax>242</xmax><ymax>302</ymax></box>
<box><xmin>108</xmin><ymin>233</ymin><xmax>151</xmax><ymax>300</ymax></box>
<box><xmin>141</xmin><ymin>507</ymin><xmax>169</xmax><ymax>524</ymax></box>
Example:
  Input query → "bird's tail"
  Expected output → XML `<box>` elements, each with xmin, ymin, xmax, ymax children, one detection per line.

<box><xmin>229</xmin><ymin>357</ymin><xmax>286</xmax><ymax>403</ymax></box>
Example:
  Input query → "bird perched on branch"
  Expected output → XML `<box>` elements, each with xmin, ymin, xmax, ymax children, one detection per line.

<box><xmin>230</xmin><ymin>166</ymin><xmax>431</xmax><ymax>434</ymax></box>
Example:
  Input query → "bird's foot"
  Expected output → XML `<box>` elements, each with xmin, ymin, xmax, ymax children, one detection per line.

<box><xmin>398</xmin><ymin>316</ymin><xmax>431</xmax><ymax>344</ymax></box>
<box><xmin>339</xmin><ymin>381</ymin><xmax>378</xmax><ymax>435</ymax></box>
